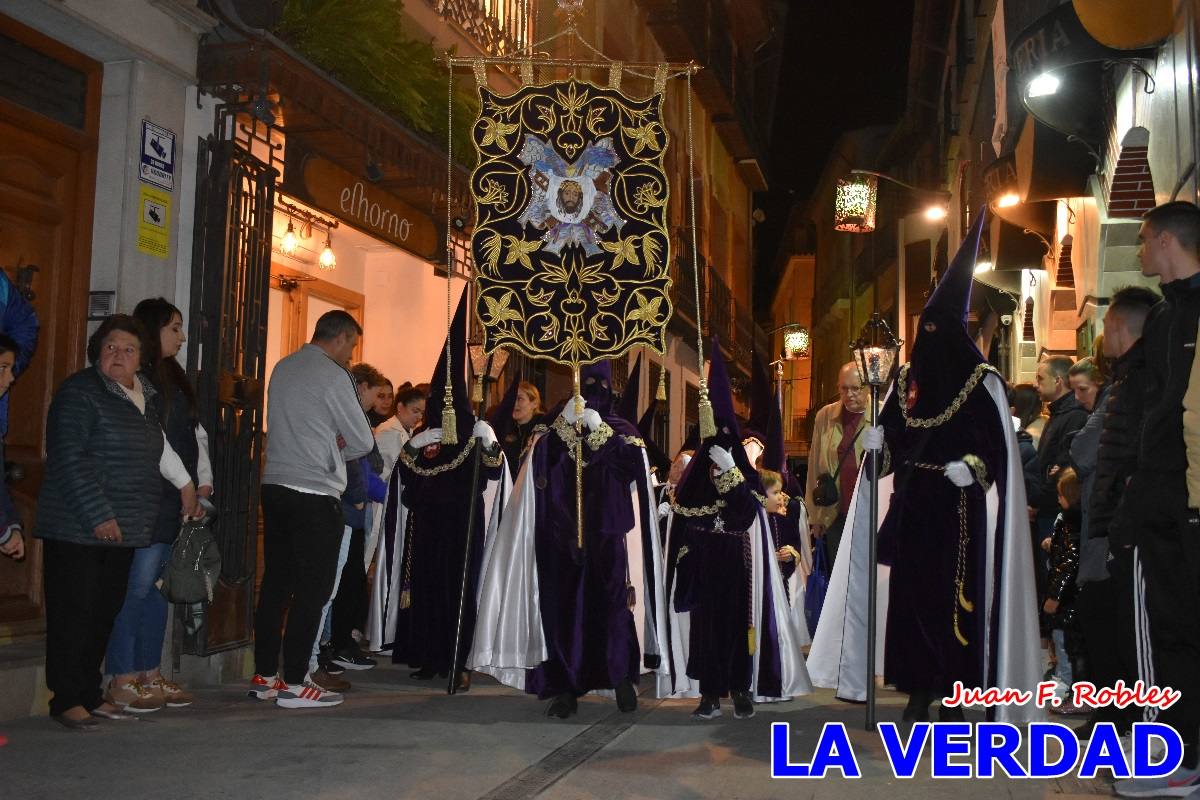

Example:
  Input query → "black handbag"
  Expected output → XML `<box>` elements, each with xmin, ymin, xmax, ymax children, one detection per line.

<box><xmin>811</xmin><ymin>426</ymin><xmax>864</xmax><ymax>507</ymax></box>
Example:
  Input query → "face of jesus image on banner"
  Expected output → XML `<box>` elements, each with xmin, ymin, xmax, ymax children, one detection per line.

<box><xmin>470</xmin><ymin>79</ymin><xmax>673</xmax><ymax>365</ymax></box>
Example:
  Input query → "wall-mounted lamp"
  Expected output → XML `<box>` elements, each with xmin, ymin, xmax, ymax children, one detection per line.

<box><xmin>997</xmin><ymin>192</ymin><xmax>1021</xmax><ymax>208</ymax></box>
<box><xmin>276</xmin><ymin>197</ymin><xmax>339</xmax><ymax>269</ymax></box>
<box><xmin>834</xmin><ymin>173</ymin><xmax>879</xmax><ymax>232</ymax></box>
<box><xmin>835</xmin><ymin>169</ymin><xmax>951</xmax><ymax>234</ymax></box>
<box><xmin>319</xmin><ymin>234</ymin><xmax>337</xmax><ymax>270</ymax></box>
<box><xmin>1027</xmin><ymin>73</ymin><xmax>1060</xmax><ymax>98</ymax></box>
<box><xmin>280</xmin><ymin>220</ymin><xmax>299</xmax><ymax>257</ymax></box>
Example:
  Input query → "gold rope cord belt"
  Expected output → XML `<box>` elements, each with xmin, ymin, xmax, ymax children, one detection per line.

<box><xmin>897</xmin><ymin>362</ymin><xmax>1000</xmax><ymax>428</ymax></box>
<box><xmin>912</xmin><ymin>462</ymin><xmax>974</xmax><ymax>647</ymax></box>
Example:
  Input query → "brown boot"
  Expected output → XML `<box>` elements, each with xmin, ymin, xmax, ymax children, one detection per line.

<box><xmin>311</xmin><ymin>669</ymin><xmax>351</xmax><ymax>692</ymax></box>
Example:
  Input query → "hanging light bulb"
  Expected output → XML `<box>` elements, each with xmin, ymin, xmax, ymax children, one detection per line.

<box><xmin>280</xmin><ymin>219</ymin><xmax>299</xmax><ymax>256</ymax></box>
<box><xmin>319</xmin><ymin>232</ymin><xmax>336</xmax><ymax>270</ymax></box>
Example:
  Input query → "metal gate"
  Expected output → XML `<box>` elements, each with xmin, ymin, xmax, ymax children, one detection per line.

<box><xmin>183</xmin><ymin>133</ymin><xmax>276</xmax><ymax>656</ymax></box>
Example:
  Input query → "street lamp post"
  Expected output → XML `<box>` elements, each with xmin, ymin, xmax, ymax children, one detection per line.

<box><xmin>766</xmin><ymin>322</ymin><xmax>810</xmax><ymax>435</ymax></box>
<box><xmin>851</xmin><ymin>313</ymin><xmax>902</xmax><ymax>731</ymax></box>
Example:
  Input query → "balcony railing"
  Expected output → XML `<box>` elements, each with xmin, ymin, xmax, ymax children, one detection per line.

<box><xmin>431</xmin><ymin>0</ymin><xmax>532</xmax><ymax>57</ymax></box>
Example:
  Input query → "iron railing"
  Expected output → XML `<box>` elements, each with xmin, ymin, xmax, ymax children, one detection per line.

<box><xmin>430</xmin><ymin>0</ymin><xmax>532</xmax><ymax>57</ymax></box>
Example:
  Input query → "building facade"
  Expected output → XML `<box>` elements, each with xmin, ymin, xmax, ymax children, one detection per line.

<box><xmin>0</xmin><ymin>0</ymin><xmax>782</xmax><ymax>710</ymax></box>
<box><xmin>772</xmin><ymin>0</ymin><xmax>1197</xmax><ymax>462</ymax></box>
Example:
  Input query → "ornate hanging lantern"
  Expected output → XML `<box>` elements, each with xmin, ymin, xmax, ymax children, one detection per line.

<box><xmin>834</xmin><ymin>173</ymin><xmax>879</xmax><ymax>233</ymax></box>
<box><xmin>781</xmin><ymin>325</ymin><xmax>811</xmax><ymax>360</ymax></box>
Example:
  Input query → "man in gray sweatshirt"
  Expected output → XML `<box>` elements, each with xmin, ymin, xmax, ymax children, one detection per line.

<box><xmin>250</xmin><ymin>310</ymin><xmax>375</xmax><ymax>708</ymax></box>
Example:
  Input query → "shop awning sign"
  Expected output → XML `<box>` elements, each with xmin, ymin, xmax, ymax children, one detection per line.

<box><xmin>139</xmin><ymin>119</ymin><xmax>176</xmax><ymax>191</ymax></box>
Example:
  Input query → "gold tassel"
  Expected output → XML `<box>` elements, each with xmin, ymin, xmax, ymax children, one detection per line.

<box><xmin>441</xmin><ymin>386</ymin><xmax>458</xmax><ymax>445</ymax></box>
<box><xmin>954</xmin><ymin>621</ymin><xmax>969</xmax><ymax>647</ymax></box>
<box><xmin>626</xmin><ymin>581</ymin><xmax>636</xmax><ymax>610</ymax></box>
<box><xmin>472</xmin><ymin>374</ymin><xmax>484</xmax><ymax>405</ymax></box>
<box><xmin>519</xmin><ymin>60</ymin><xmax>533</xmax><ymax>85</ymax></box>
<box><xmin>399</xmin><ymin>589</ymin><xmax>411</xmax><ymax>610</ymax></box>
<box><xmin>655</xmin><ymin>364</ymin><xmax>667</xmax><ymax>402</ymax></box>
<box><xmin>958</xmin><ymin>587</ymin><xmax>974</xmax><ymax>613</ymax></box>
<box><xmin>472</xmin><ymin>58</ymin><xmax>487</xmax><ymax>87</ymax></box>
<box><xmin>747</xmin><ymin>627</ymin><xmax>757</xmax><ymax>656</ymax></box>
<box><xmin>698</xmin><ymin>383</ymin><xmax>716</xmax><ymax>440</ymax></box>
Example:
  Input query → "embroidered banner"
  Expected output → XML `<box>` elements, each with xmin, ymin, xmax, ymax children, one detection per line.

<box><xmin>470</xmin><ymin>79</ymin><xmax>672</xmax><ymax>365</ymax></box>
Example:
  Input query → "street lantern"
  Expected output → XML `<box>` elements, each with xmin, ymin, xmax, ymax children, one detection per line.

<box><xmin>850</xmin><ymin>312</ymin><xmax>902</xmax><ymax>731</ymax></box>
<box><xmin>834</xmin><ymin>173</ymin><xmax>879</xmax><ymax>233</ymax></box>
<box><xmin>781</xmin><ymin>325</ymin><xmax>811</xmax><ymax>360</ymax></box>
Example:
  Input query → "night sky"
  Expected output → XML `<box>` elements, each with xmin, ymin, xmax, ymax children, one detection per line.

<box><xmin>754</xmin><ymin>0</ymin><xmax>916</xmax><ymax>312</ymax></box>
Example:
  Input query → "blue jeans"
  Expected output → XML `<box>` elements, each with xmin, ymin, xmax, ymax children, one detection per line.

<box><xmin>105</xmin><ymin>543</ymin><xmax>171</xmax><ymax>676</ymax></box>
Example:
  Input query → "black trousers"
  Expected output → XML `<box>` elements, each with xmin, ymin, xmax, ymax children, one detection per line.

<box><xmin>43</xmin><ymin>539</ymin><xmax>134</xmax><ymax>716</ymax></box>
<box><xmin>331</xmin><ymin>528</ymin><xmax>367</xmax><ymax>651</ymax></box>
<box><xmin>1077</xmin><ymin>549</ymin><xmax>1140</xmax><ymax>730</ymax></box>
<box><xmin>1135</xmin><ymin>486</ymin><xmax>1200</xmax><ymax>767</ymax></box>
<box><xmin>254</xmin><ymin>485</ymin><xmax>344</xmax><ymax>684</ymax></box>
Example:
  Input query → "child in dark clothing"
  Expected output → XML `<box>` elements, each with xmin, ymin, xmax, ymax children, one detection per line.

<box><xmin>1043</xmin><ymin>467</ymin><xmax>1086</xmax><ymax>714</ymax></box>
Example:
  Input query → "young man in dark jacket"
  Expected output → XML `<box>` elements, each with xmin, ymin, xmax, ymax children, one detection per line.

<box><xmin>1113</xmin><ymin>202</ymin><xmax>1200</xmax><ymax>798</ymax></box>
<box><xmin>1076</xmin><ymin>285</ymin><xmax>1158</xmax><ymax>742</ymax></box>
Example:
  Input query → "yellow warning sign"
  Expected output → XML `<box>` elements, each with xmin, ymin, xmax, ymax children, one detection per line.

<box><xmin>137</xmin><ymin>184</ymin><xmax>171</xmax><ymax>259</ymax></box>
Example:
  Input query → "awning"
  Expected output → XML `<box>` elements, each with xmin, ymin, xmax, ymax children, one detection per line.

<box><xmin>1015</xmin><ymin>114</ymin><xmax>1095</xmax><ymax>202</ymax></box>
<box><xmin>1072</xmin><ymin>0</ymin><xmax>1172</xmax><ymax>51</ymax></box>
<box><xmin>974</xmin><ymin>214</ymin><xmax>1050</xmax><ymax>295</ymax></box>
<box><xmin>982</xmin><ymin>151</ymin><xmax>1058</xmax><ymax>234</ymax></box>
<box><xmin>197</xmin><ymin>37</ymin><xmax>469</xmax><ymax>238</ymax></box>
<box><xmin>1010</xmin><ymin>3</ymin><xmax>1156</xmax><ymax>141</ymax></box>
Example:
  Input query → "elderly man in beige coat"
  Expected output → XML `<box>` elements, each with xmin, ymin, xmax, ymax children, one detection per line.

<box><xmin>805</xmin><ymin>361</ymin><xmax>869</xmax><ymax>573</ymax></box>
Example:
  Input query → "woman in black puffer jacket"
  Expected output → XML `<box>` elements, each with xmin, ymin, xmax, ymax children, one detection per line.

<box><xmin>35</xmin><ymin>314</ymin><xmax>198</xmax><ymax>730</ymax></box>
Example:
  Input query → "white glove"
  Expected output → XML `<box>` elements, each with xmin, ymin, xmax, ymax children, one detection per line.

<box><xmin>560</xmin><ymin>395</ymin><xmax>585</xmax><ymax>425</ymax></box>
<box><xmin>581</xmin><ymin>408</ymin><xmax>602</xmax><ymax>431</ymax></box>
<box><xmin>472</xmin><ymin>420</ymin><xmax>498</xmax><ymax>449</ymax></box>
<box><xmin>657</xmin><ymin>501</ymin><xmax>671</xmax><ymax>519</ymax></box>
<box><xmin>944</xmin><ymin>460</ymin><xmax>974</xmax><ymax>488</ymax></box>
<box><xmin>410</xmin><ymin>428</ymin><xmax>443</xmax><ymax>449</ymax></box>
<box><xmin>709</xmin><ymin>445</ymin><xmax>736</xmax><ymax>473</ymax></box>
<box><xmin>863</xmin><ymin>425</ymin><xmax>885</xmax><ymax>452</ymax></box>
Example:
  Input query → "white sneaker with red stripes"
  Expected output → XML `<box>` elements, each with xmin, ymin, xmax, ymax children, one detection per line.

<box><xmin>275</xmin><ymin>677</ymin><xmax>344</xmax><ymax>709</ymax></box>
<box><xmin>247</xmin><ymin>674</ymin><xmax>287</xmax><ymax>701</ymax></box>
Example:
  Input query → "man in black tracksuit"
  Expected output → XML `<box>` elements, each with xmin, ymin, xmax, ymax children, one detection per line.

<box><xmin>1077</xmin><ymin>286</ymin><xmax>1158</xmax><ymax>740</ymax></box>
<box><xmin>1112</xmin><ymin>202</ymin><xmax>1200</xmax><ymax>798</ymax></box>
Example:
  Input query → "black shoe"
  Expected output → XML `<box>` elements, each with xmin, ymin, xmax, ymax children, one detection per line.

<box><xmin>52</xmin><ymin>713</ymin><xmax>100</xmax><ymax>731</ymax></box>
<box><xmin>409</xmin><ymin>667</ymin><xmax>437</xmax><ymax>680</ymax></box>
<box><xmin>938</xmin><ymin>704</ymin><xmax>965</xmax><ymax>722</ymax></box>
<box><xmin>319</xmin><ymin>655</ymin><xmax>346</xmax><ymax>676</ymax></box>
<box><xmin>902</xmin><ymin>692</ymin><xmax>932</xmax><ymax>722</ymax></box>
<box><xmin>692</xmin><ymin>696</ymin><xmax>722</xmax><ymax>720</ymax></box>
<box><xmin>546</xmin><ymin>694</ymin><xmax>578</xmax><ymax>719</ymax></box>
<box><xmin>615</xmin><ymin>679</ymin><xmax>637</xmax><ymax>713</ymax></box>
<box><xmin>333</xmin><ymin>648</ymin><xmax>377</xmax><ymax>671</ymax></box>
<box><xmin>732</xmin><ymin>691</ymin><xmax>755</xmax><ymax>719</ymax></box>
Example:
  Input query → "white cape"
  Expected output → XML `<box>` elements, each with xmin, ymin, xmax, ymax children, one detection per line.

<box><xmin>807</xmin><ymin>374</ymin><xmax>1043</xmax><ymax>723</ymax></box>
<box><xmin>366</xmin><ymin>440</ymin><xmax>511</xmax><ymax>653</ymax></box>
<box><xmin>657</xmin><ymin>503</ymin><xmax>814</xmax><ymax>701</ymax></box>
<box><xmin>468</xmin><ymin>431</ymin><xmax>669</xmax><ymax>694</ymax></box>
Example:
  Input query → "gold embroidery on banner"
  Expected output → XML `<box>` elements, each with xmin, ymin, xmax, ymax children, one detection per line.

<box><xmin>897</xmin><ymin>362</ymin><xmax>1000</xmax><ymax>428</ymax></box>
<box><xmin>470</xmin><ymin>79</ymin><xmax>672</xmax><ymax>365</ymax></box>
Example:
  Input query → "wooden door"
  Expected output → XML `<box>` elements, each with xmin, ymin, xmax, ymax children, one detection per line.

<box><xmin>0</xmin><ymin>16</ymin><xmax>99</xmax><ymax>641</ymax></box>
